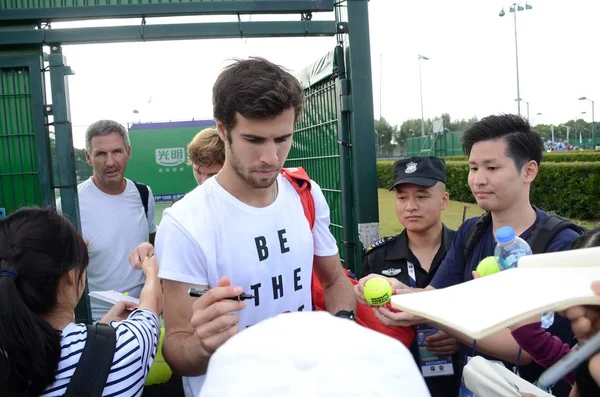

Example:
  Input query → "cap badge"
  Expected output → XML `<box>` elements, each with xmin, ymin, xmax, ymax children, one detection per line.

<box><xmin>405</xmin><ymin>162</ymin><xmax>418</xmax><ymax>174</ymax></box>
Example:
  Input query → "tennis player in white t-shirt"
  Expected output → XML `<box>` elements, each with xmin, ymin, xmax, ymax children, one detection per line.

<box><xmin>154</xmin><ymin>57</ymin><xmax>356</xmax><ymax>397</ymax></box>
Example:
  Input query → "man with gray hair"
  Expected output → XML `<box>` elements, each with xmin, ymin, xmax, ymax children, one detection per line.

<box><xmin>58</xmin><ymin>119</ymin><xmax>157</xmax><ymax>321</ymax></box>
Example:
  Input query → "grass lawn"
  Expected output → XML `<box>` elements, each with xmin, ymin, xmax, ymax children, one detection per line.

<box><xmin>154</xmin><ymin>189</ymin><xmax>597</xmax><ymax>235</ymax></box>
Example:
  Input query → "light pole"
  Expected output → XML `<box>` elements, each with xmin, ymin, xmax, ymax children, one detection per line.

<box><xmin>515</xmin><ymin>98</ymin><xmax>530</xmax><ymax>120</ymax></box>
<box><xmin>418</xmin><ymin>54</ymin><xmax>429</xmax><ymax>136</ymax></box>
<box><xmin>579</xmin><ymin>112</ymin><xmax>587</xmax><ymax>144</ymax></box>
<box><xmin>375</xmin><ymin>129</ymin><xmax>383</xmax><ymax>158</ymax></box>
<box><xmin>379</xmin><ymin>53</ymin><xmax>383</xmax><ymax>120</ymax></box>
<box><xmin>579</xmin><ymin>97</ymin><xmax>595</xmax><ymax>148</ymax></box>
<box><xmin>500</xmin><ymin>3</ymin><xmax>532</xmax><ymax>116</ymax></box>
<box><xmin>559</xmin><ymin>125</ymin><xmax>570</xmax><ymax>142</ymax></box>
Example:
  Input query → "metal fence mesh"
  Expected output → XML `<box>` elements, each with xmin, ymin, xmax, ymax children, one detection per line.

<box><xmin>0</xmin><ymin>67</ymin><xmax>41</xmax><ymax>214</ymax></box>
<box><xmin>287</xmin><ymin>76</ymin><xmax>346</xmax><ymax>262</ymax></box>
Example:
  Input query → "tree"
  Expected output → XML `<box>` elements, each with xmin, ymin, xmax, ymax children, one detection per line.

<box><xmin>374</xmin><ymin>114</ymin><xmax>478</xmax><ymax>158</ymax></box>
<box><xmin>534</xmin><ymin>120</ymin><xmax>591</xmax><ymax>145</ymax></box>
<box><xmin>399</xmin><ymin>118</ymin><xmax>427</xmax><ymax>138</ymax></box>
<box><xmin>374</xmin><ymin>117</ymin><xmax>399</xmax><ymax>158</ymax></box>
<box><xmin>399</xmin><ymin>114</ymin><xmax>477</xmax><ymax>138</ymax></box>
<box><xmin>50</xmin><ymin>137</ymin><xmax>93</xmax><ymax>184</ymax></box>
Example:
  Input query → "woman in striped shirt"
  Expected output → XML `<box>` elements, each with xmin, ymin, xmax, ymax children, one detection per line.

<box><xmin>0</xmin><ymin>207</ymin><xmax>163</xmax><ymax>396</ymax></box>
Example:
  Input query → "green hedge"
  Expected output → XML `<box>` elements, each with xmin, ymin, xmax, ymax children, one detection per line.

<box><xmin>377</xmin><ymin>161</ymin><xmax>600</xmax><ymax>220</ymax></box>
<box><xmin>541</xmin><ymin>152</ymin><xmax>600</xmax><ymax>163</ymax></box>
<box><xmin>443</xmin><ymin>151</ymin><xmax>600</xmax><ymax>163</ymax></box>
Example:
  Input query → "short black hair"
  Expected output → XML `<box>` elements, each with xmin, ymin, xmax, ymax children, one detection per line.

<box><xmin>462</xmin><ymin>114</ymin><xmax>544</xmax><ymax>169</ymax></box>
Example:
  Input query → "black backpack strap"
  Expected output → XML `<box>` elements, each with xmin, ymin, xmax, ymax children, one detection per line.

<box><xmin>526</xmin><ymin>215</ymin><xmax>586</xmax><ymax>254</ymax></box>
<box><xmin>133</xmin><ymin>181</ymin><xmax>149</xmax><ymax>219</ymax></box>
<box><xmin>64</xmin><ymin>323</ymin><xmax>117</xmax><ymax>397</ymax></box>
<box><xmin>463</xmin><ymin>212</ymin><xmax>492</xmax><ymax>260</ymax></box>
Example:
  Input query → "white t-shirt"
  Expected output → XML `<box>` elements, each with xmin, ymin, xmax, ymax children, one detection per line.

<box><xmin>41</xmin><ymin>309</ymin><xmax>160</xmax><ymax>396</ymax></box>
<box><xmin>58</xmin><ymin>178</ymin><xmax>157</xmax><ymax>320</ymax></box>
<box><xmin>155</xmin><ymin>174</ymin><xmax>338</xmax><ymax>397</ymax></box>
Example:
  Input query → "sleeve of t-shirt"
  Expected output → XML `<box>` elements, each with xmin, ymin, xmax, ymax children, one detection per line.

<box><xmin>155</xmin><ymin>210</ymin><xmax>208</xmax><ymax>286</ymax></box>
<box><xmin>310</xmin><ymin>180</ymin><xmax>339</xmax><ymax>257</ymax></box>
<box><xmin>108</xmin><ymin>309</ymin><xmax>160</xmax><ymax>382</ymax></box>
<box><xmin>510</xmin><ymin>321</ymin><xmax>573</xmax><ymax>383</ymax></box>
<box><xmin>429</xmin><ymin>221</ymin><xmax>471</xmax><ymax>289</ymax></box>
<box><xmin>146</xmin><ymin>186</ymin><xmax>158</xmax><ymax>234</ymax></box>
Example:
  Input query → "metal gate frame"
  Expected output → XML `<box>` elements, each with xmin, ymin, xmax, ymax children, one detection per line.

<box><xmin>0</xmin><ymin>0</ymin><xmax>379</xmax><ymax>322</ymax></box>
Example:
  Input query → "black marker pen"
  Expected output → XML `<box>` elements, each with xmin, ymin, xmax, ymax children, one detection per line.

<box><xmin>188</xmin><ymin>288</ymin><xmax>255</xmax><ymax>301</ymax></box>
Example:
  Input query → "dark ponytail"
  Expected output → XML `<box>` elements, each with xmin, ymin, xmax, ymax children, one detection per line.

<box><xmin>0</xmin><ymin>207</ymin><xmax>88</xmax><ymax>395</ymax></box>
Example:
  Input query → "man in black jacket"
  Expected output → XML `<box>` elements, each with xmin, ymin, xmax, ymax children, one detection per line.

<box><xmin>360</xmin><ymin>156</ymin><xmax>459</xmax><ymax>397</ymax></box>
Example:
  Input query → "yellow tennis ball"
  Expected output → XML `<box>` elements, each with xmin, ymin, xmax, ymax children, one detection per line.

<box><xmin>363</xmin><ymin>277</ymin><xmax>393</xmax><ymax>306</ymax></box>
<box><xmin>476</xmin><ymin>256</ymin><xmax>500</xmax><ymax>277</ymax></box>
<box><xmin>145</xmin><ymin>327</ymin><xmax>173</xmax><ymax>385</ymax></box>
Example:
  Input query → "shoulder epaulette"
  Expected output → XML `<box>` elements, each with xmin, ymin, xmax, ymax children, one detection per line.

<box><xmin>366</xmin><ymin>236</ymin><xmax>396</xmax><ymax>253</ymax></box>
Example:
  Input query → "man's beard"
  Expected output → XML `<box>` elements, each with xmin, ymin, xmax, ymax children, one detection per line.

<box><xmin>229</xmin><ymin>147</ymin><xmax>279</xmax><ymax>189</ymax></box>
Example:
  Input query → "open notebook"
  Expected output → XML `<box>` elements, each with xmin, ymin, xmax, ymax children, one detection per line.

<box><xmin>390</xmin><ymin>246</ymin><xmax>600</xmax><ymax>340</ymax></box>
<box><xmin>89</xmin><ymin>290</ymin><xmax>140</xmax><ymax>305</ymax></box>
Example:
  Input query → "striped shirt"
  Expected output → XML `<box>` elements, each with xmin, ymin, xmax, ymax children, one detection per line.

<box><xmin>41</xmin><ymin>309</ymin><xmax>160</xmax><ymax>396</ymax></box>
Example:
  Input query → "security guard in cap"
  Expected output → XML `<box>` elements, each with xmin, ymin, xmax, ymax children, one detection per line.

<box><xmin>360</xmin><ymin>156</ymin><xmax>459</xmax><ymax>397</ymax></box>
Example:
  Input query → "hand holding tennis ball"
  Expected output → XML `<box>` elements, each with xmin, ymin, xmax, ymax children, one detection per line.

<box><xmin>363</xmin><ymin>277</ymin><xmax>393</xmax><ymax>306</ymax></box>
<box><xmin>475</xmin><ymin>256</ymin><xmax>500</xmax><ymax>278</ymax></box>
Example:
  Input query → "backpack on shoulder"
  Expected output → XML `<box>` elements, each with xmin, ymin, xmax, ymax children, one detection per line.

<box><xmin>280</xmin><ymin>167</ymin><xmax>415</xmax><ymax>347</ymax></box>
<box><xmin>63</xmin><ymin>323</ymin><xmax>116</xmax><ymax>397</ymax></box>
<box><xmin>133</xmin><ymin>181</ymin><xmax>150</xmax><ymax>219</ymax></box>
<box><xmin>463</xmin><ymin>209</ymin><xmax>586</xmax><ymax>260</ymax></box>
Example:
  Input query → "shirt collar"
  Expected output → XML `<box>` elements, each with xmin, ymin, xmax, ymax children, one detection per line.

<box><xmin>385</xmin><ymin>224</ymin><xmax>455</xmax><ymax>261</ymax></box>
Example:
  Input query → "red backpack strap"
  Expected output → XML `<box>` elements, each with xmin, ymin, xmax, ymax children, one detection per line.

<box><xmin>280</xmin><ymin>167</ymin><xmax>316</xmax><ymax>230</ymax></box>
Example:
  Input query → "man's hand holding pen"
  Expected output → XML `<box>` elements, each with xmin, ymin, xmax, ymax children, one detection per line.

<box><xmin>189</xmin><ymin>276</ymin><xmax>247</xmax><ymax>357</ymax></box>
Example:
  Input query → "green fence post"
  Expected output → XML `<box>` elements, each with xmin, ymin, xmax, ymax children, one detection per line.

<box><xmin>345</xmin><ymin>0</ymin><xmax>379</xmax><ymax>274</ymax></box>
<box><xmin>48</xmin><ymin>45</ymin><xmax>92</xmax><ymax>324</ymax></box>
<box><xmin>333</xmin><ymin>45</ymin><xmax>357</xmax><ymax>272</ymax></box>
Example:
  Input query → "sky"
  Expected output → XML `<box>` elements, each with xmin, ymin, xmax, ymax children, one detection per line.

<box><xmin>51</xmin><ymin>0</ymin><xmax>599</xmax><ymax>149</ymax></box>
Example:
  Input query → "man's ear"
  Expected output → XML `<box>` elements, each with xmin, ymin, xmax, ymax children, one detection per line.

<box><xmin>215</xmin><ymin>120</ymin><xmax>228</xmax><ymax>143</ymax></box>
<box><xmin>522</xmin><ymin>160</ymin><xmax>539</xmax><ymax>183</ymax></box>
<box><xmin>441</xmin><ymin>191</ymin><xmax>450</xmax><ymax>210</ymax></box>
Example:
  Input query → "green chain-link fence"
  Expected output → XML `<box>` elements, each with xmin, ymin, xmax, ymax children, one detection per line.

<box><xmin>0</xmin><ymin>54</ymin><xmax>53</xmax><ymax>216</ymax></box>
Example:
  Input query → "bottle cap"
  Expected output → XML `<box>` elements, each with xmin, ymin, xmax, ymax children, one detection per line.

<box><xmin>496</xmin><ymin>226</ymin><xmax>516</xmax><ymax>244</ymax></box>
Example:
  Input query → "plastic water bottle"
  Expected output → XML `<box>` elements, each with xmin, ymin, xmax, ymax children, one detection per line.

<box><xmin>540</xmin><ymin>311</ymin><xmax>555</xmax><ymax>330</ymax></box>
<box><xmin>494</xmin><ymin>226</ymin><xmax>554</xmax><ymax>329</ymax></box>
<box><xmin>493</xmin><ymin>226</ymin><xmax>532</xmax><ymax>271</ymax></box>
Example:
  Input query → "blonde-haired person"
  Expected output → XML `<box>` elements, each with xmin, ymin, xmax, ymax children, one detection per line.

<box><xmin>187</xmin><ymin>128</ymin><xmax>225</xmax><ymax>185</ymax></box>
